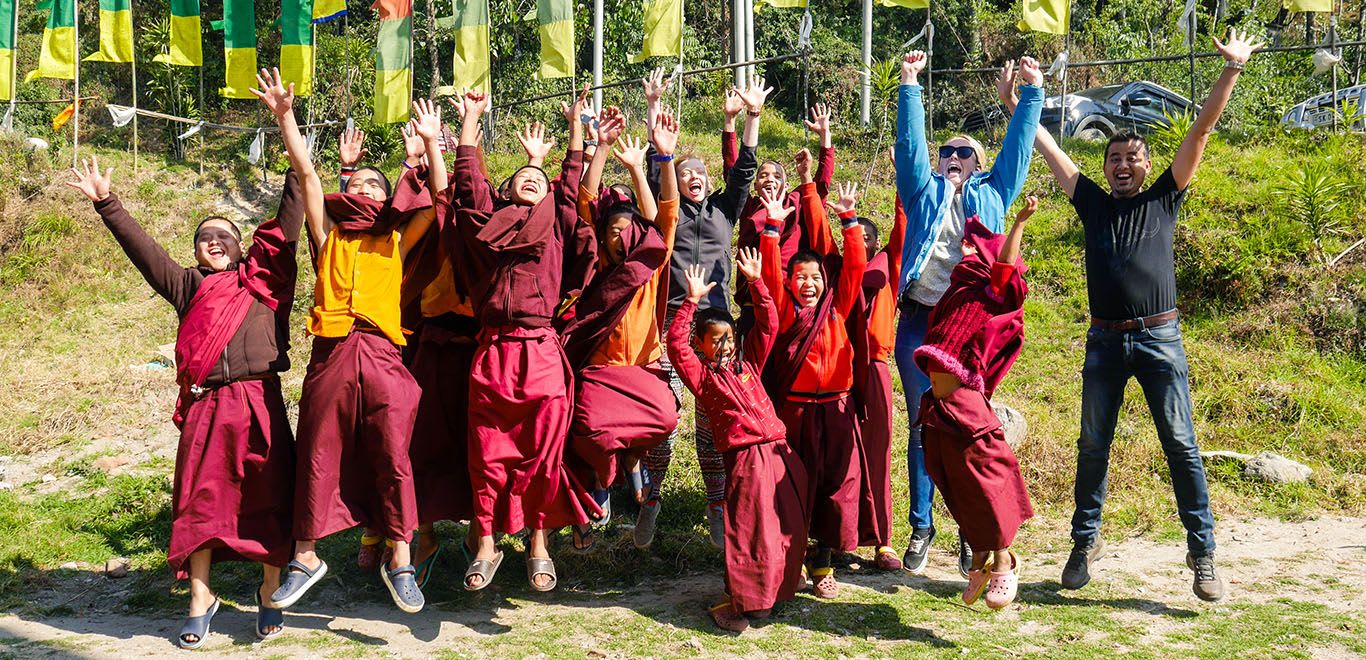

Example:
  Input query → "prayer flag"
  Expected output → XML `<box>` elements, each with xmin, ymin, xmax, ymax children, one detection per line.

<box><xmin>1284</xmin><ymin>0</ymin><xmax>1331</xmax><ymax>11</ymax></box>
<box><xmin>84</xmin><ymin>0</ymin><xmax>134</xmax><ymax>63</ymax></box>
<box><xmin>313</xmin><ymin>0</ymin><xmax>347</xmax><ymax>22</ymax></box>
<box><xmin>220</xmin><ymin>0</ymin><xmax>257</xmax><ymax>98</ymax></box>
<box><xmin>631</xmin><ymin>0</ymin><xmax>682</xmax><ymax>63</ymax></box>
<box><xmin>374</xmin><ymin>0</ymin><xmax>412</xmax><ymax>124</ymax></box>
<box><xmin>153</xmin><ymin>0</ymin><xmax>203</xmax><ymax>67</ymax></box>
<box><xmin>1018</xmin><ymin>0</ymin><xmax>1070</xmax><ymax>35</ymax></box>
<box><xmin>450</xmin><ymin>0</ymin><xmax>490</xmax><ymax>91</ymax></box>
<box><xmin>875</xmin><ymin>0</ymin><xmax>929</xmax><ymax>8</ymax></box>
<box><xmin>27</xmin><ymin>0</ymin><xmax>75</xmax><ymax>81</ymax></box>
<box><xmin>52</xmin><ymin>100</ymin><xmax>76</xmax><ymax>130</ymax></box>
<box><xmin>753</xmin><ymin>0</ymin><xmax>806</xmax><ymax>9</ymax></box>
<box><xmin>536</xmin><ymin>0</ymin><xmax>574</xmax><ymax>80</ymax></box>
<box><xmin>281</xmin><ymin>0</ymin><xmax>315</xmax><ymax>96</ymax></box>
<box><xmin>0</xmin><ymin>0</ymin><xmax>15</xmax><ymax>100</ymax></box>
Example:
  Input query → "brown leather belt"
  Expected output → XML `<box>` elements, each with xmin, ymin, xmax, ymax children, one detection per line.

<box><xmin>1090</xmin><ymin>310</ymin><xmax>1179</xmax><ymax>332</ymax></box>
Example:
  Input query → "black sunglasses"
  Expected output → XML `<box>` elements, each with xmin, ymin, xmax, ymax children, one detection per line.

<box><xmin>938</xmin><ymin>145</ymin><xmax>977</xmax><ymax>160</ymax></box>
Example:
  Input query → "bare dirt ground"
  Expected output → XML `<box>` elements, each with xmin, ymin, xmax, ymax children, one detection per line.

<box><xmin>0</xmin><ymin>516</ymin><xmax>1361</xmax><ymax>659</ymax></box>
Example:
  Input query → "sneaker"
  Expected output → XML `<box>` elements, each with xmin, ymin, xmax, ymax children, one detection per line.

<box><xmin>984</xmin><ymin>552</ymin><xmax>1019</xmax><ymax>610</ymax></box>
<box><xmin>633</xmin><ymin>498</ymin><xmax>661</xmax><ymax>548</ymax></box>
<box><xmin>1186</xmin><ymin>552</ymin><xmax>1224</xmax><ymax>602</ymax></box>
<box><xmin>1060</xmin><ymin>537</ymin><xmax>1105</xmax><ymax>590</ymax></box>
<box><xmin>706</xmin><ymin>502</ymin><xmax>726</xmax><ymax>549</ymax></box>
<box><xmin>957</xmin><ymin>535</ymin><xmax>973</xmax><ymax>579</ymax></box>
<box><xmin>875</xmin><ymin>547</ymin><xmax>903</xmax><ymax>571</ymax></box>
<box><xmin>902</xmin><ymin>526</ymin><xmax>936</xmax><ymax>575</ymax></box>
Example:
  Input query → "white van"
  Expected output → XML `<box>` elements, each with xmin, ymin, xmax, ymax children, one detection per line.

<box><xmin>1281</xmin><ymin>84</ymin><xmax>1366</xmax><ymax>131</ymax></box>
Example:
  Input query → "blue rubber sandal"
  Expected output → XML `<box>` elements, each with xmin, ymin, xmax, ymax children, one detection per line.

<box><xmin>270</xmin><ymin>559</ymin><xmax>328</xmax><ymax>609</ymax></box>
<box><xmin>254</xmin><ymin>587</ymin><xmax>284</xmax><ymax>641</ymax></box>
<box><xmin>415</xmin><ymin>545</ymin><xmax>442</xmax><ymax>589</ymax></box>
<box><xmin>381</xmin><ymin>564</ymin><xmax>426</xmax><ymax>613</ymax></box>
<box><xmin>588</xmin><ymin>488</ymin><xmax>611</xmax><ymax>524</ymax></box>
<box><xmin>627</xmin><ymin>466</ymin><xmax>652</xmax><ymax>502</ymax></box>
<box><xmin>176</xmin><ymin>598</ymin><xmax>220</xmax><ymax>649</ymax></box>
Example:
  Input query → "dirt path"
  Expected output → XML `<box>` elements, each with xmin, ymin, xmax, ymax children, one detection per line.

<box><xmin>0</xmin><ymin>516</ymin><xmax>1362</xmax><ymax>658</ymax></box>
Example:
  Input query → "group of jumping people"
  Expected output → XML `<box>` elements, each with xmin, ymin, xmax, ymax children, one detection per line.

<box><xmin>66</xmin><ymin>27</ymin><xmax>1263</xmax><ymax>647</ymax></box>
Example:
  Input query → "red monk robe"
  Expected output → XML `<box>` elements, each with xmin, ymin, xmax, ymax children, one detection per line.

<box><xmin>857</xmin><ymin>198</ymin><xmax>908</xmax><ymax>551</ymax></box>
<box><xmin>293</xmin><ymin>168</ymin><xmax>436</xmax><ymax>544</ymax></box>
<box><xmin>563</xmin><ymin>189</ymin><xmax>681</xmax><ymax>488</ymax></box>
<box><xmin>913</xmin><ymin>217</ymin><xmax>1033</xmax><ymax>551</ymax></box>
<box><xmin>761</xmin><ymin>181</ymin><xmax>868</xmax><ymax>553</ymax></box>
<box><xmin>445</xmin><ymin>143</ymin><xmax>600</xmax><ymax>535</ymax></box>
<box><xmin>667</xmin><ymin>278</ymin><xmax>809</xmax><ymax>615</ymax></box>
<box><xmin>96</xmin><ymin>173</ymin><xmax>303</xmax><ymax>578</ymax></box>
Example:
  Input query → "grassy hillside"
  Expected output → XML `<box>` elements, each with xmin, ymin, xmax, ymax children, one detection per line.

<box><xmin>0</xmin><ymin>109</ymin><xmax>1362</xmax><ymax>618</ymax></box>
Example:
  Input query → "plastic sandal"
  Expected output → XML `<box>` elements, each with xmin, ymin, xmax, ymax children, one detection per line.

<box><xmin>381</xmin><ymin>563</ymin><xmax>426</xmax><ymax>613</ymax></box>
<box><xmin>463</xmin><ymin>550</ymin><xmax>504</xmax><ymax>591</ymax></box>
<box><xmin>627</xmin><ymin>466</ymin><xmax>652</xmax><ymax>503</ymax></box>
<box><xmin>984</xmin><ymin>551</ymin><xmax>1020</xmax><ymax>610</ymax></box>
<box><xmin>270</xmin><ymin>559</ymin><xmax>329</xmax><ymax>609</ymax></box>
<box><xmin>527</xmin><ymin>556</ymin><xmax>558</xmax><ymax>592</ymax></box>
<box><xmin>415</xmin><ymin>545</ymin><xmax>442</xmax><ymax>589</ymax></box>
<box><xmin>962</xmin><ymin>557</ymin><xmax>995</xmax><ymax>606</ymax></box>
<box><xmin>357</xmin><ymin>533</ymin><xmax>384</xmax><ymax>572</ymax></box>
<box><xmin>569</xmin><ymin>524</ymin><xmax>597</xmax><ymax>554</ymax></box>
<box><xmin>811</xmin><ymin>567</ymin><xmax>838</xmax><ymax>599</ymax></box>
<box><xmin>588</xmin><ymin>488</ymin><xmax>612</xmax><ymax>524</ymax></box>
<box><xmin>875</xmin><ymin>546</ymin><xmax>904</xmax><ymax>571</ymax></box>
<box><xmin>176</xmin><ymin>597</ymin><xmax>220</xmax><ymax>649</ymax></box>
<box><xmin>709</xmin><ymin>599</ymin><xmax>749</xmax><ymax>632</ymax></box>
<box><xmin>254</xmin><ymin>587</ymin><xmax>284</xmax><ymax>641</ymax></box>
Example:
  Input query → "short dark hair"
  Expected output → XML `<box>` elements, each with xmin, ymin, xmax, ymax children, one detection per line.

<box><xmin>195</xmin><ymin>216</ymin><xmax>241</xmax><ymax>243</ymax></box>
<box><xmin>694</xmin><ymin>308</ymin><xmax>735</xmax><ymax>337</ymax></box>
<box><xmin>1105</xmin><ymin>132</ymin><xmax>1149</xmax><ymax>160</ymax></box>
<box><xmin>353</xmin><ymin>166</ymin><xmax>393</xmax><ymax>198</ymax></box>
<box><xmin>787</xmin><ymin>248</ymin><xmax>824</xmax><ymax>274</ymax></box>
<box><xmin>603</xmin><ymin>202</ymin><xmax>638</xmax><ymax>223</ymax></box>
<box><xmin>856</xmin><ymin>217</ymin><xmax>879</xmax><ymax>244</ymax></box>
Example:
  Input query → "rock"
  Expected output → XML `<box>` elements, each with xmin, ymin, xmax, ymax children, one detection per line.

<box><xmin>26</xmin><ymin>137</ymin><xmax>49</xmax><ymax>151</ymax></box>
<box><xmin>685</xmin><ymin>637</ymin><xmax>703</xmax><ymax>650</ymax></box>
<box><xmin>59</xmin><ymin>561</ymin><xmax>78</xmax><ymax>571</ymax></box>
<box><xmin>41</xmin><ymin>474</ymin><xmax>55</xmax><ymax>483</ymax></box>
<box><xmin>0</xmin><ymin>482</ymin><xmax>11</xmax><ymax>490</ymax></box>
<box><xmin>104</xmin><ymin>557</ymin><xmax>131</xmax><ymax>578</ymax></box>
<box><xmin>1243</xmin><ymin>452</ymin><xmax>1312</xmax><ymax>484</ymax></box>
<box><xmin>991</xmin><ymin>402</ymin><xmax>1029</xmax><ymax>448</ymax></box>
<box><xmin>93</xmin><ymin>456</ymin><xmax>131</xmax><ymax>474</ymax></box>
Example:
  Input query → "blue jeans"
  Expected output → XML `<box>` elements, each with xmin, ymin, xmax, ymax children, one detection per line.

<box><xmin>894</xmin><ymin>301</ymin><xmax>935</xmax><ymax>531</ymax></box>
<box><xmin>1070</xmin><ymin>320</ymin><xmax>1216</xmax><ymax>556</ymax></box>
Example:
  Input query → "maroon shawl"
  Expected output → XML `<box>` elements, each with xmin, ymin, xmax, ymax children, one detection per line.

<box><xmin>950</xmin><ymin>217</ymin><xmax>1028</xmax><ymax>398</ymax></box>
<box><xmin>323</xmin><ymin>165</ymin><xmax>434</xmax><ymax>235</ymax></box>
<box><xmin>765</xmin><ymin>254</ymin><xmax>839</xmax><ymax>401</ymax></box>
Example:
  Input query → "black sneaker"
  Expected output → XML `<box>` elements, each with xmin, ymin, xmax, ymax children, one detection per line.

<box><xmin>902</xmin><ymin>526</ymin><xmax>936</xmax><ymax>575</ymax></box>
<box><xmin>1186</xmin><ymin>552</ymin><xmax>1224</xmax><ymax>602</ymax></box>
<box><xmin>1060</xmin><ymin>537</ymin><xmax>1105</xmax><ymax>590</ymax></box>
<box><xmin>957</xmin><ymin>535</ymin><xmax>973</xmax><ymax>578</ymax></box>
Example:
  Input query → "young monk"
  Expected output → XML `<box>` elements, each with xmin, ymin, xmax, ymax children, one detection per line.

<box><xmin>562</xmin><ymin>108</ymin><xmax>684</xmax><ymax>550</ymax></box>
<box><xmin>759</xmin><ymin>157</ymin><xmax>867</xmax><ymax>598</ymax></box>
<box><xmin>639</xmin><ymin>69</ymin><xmax>765</xmax><ymax>547</ymax></box>
<box><xmin>856</xmin><ymin>182</ymin><xmax>909</xmax><ymax>572</ymax></box>
<box><xmin>254</xmin><ymin>69</ymin><xmax>443</xmax><ymax>614</ymax></box>
<box><xmin>668</xmin><ymin>254</ymin><xmax>809</xmax><ymax>633</ymax></box>
<box><xmin>914</xmin><ymin>197</ymin><xmax>1037</xmax><ymax>610</ymax></box>
<box><xmin>445</xmin><ymin>87</ymin><xmax>600</xmax><ymax>592</ymax></box>
<box><xmin>70</xmin><ymin>156</ymin><xmax>299</xmax><ymax>647</ymax></box>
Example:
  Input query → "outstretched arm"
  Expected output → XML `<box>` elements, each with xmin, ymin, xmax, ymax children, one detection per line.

<box><xmin>758</xmin><ymin>188</ymin><xmax>793</xmax><ymax>317</ymax></box>
<box><xmin>1171</xmin><ymin>28</ymin><xmax>1261</xmax><ymax>190</ymax></box>
<box><xmin>803</xmin><ymin>103</ymin><xmax>837</xmax><ymax>198</ymax></box>
<box><xmin>983</xmin><ymin>57</ymin><xmax>1044</xmax><ymax>221</ymax></box>
<box><xmin>581</xmin><ymin>108</ymin><xmax>625</xmax><ymax>208</ymax></box>
<box><xmin>827</xmin><ymin>184</ymin><xmax>867</xmax><ymax>317</ymax></box>
<box><xmin>253</xmin><ymin>68</ymin><xmax>329</xmax><ymax>255</ymax></box>
<box><xmin>615</xmin><ymin>134</ymin><xmax>657</xmax><ymax>222</ymax></box>
<box><xmin>895</xmin><ymin>51</ymin><xmax>933</xmax><ymax>204</ymax></box>
<box><xmin>1000</xmin><ymin>61</ymin><xmax>1080</xmax><ymax>199</ymax></box>
<box><xmin>794</xmin><ymin>149</ymin><xmax>835</xmax><ymax>255</ymax></box>
<box><xmin>395</xmin><ymin>99</ymin><xmax>446</xmax><ymax>257</ymax></box>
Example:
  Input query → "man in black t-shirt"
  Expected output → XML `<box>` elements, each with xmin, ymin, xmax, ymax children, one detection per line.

<box><xmin>1015</xmin><ymin>28</ymin><xmax>1262</xmax><ymax>602</ymax></box>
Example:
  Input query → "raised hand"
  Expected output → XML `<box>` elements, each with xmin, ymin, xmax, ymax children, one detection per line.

<box><xmin>652</xmin><ymin>108</ymin><xmax>680</xmax><ymax>156</ymax></box>
<box><xmin>1213</xmin><ymin>27</ymin><xmax>1263</xmax><ymax>65</ymax></box>
<box><xmin>560</xmin><ymin>84</ymin><xmax>592</xmax><ymax>125</ymax></box>
<box><xmin>339</xmin><ymin>127</ymin><xmax>368</xmax><ymax>168</ymax></box>
<box><xmin>518</xmin><ymin>122</ymin><xmax>556</xmax><ymax>162</ymax></box>
<box><xmin>613</xmin><ymin>134</ymin><xmax>648</xmax><ymax>169</ymax></box>
<box><xmin>738</xmin><ymin>76</ymin><xmax>773</xmax><ymax>113</ymax></box>
<box><xmin>411</xmin><ymin>98</ymin><xmax>443</xmax><ymax>141</ymax></box>
<box><xmin>723</xmin><ymin>88</ymin><xmax>745</xmax><ymax>120</ymax></box>
<box><xmin>66</xmin><ymin>156</ymin><xmax>113</xmax><ymax>202</ymax></box>
<box><xmin>250</xmin><ymin>67</ymin><xmax>294</xmax><ymax>117</ymax></box>
<box><xmin>760</xmin><ymin>187</ymin><xmax>793</xmax><ymax>223</ymax></box>
<box><xmin>597</xmin><ymin>106</ymin><xmax>626</xmax><ymax>146</ymax></box>
<box><xmin>735</xmin><ymin>246</ymin><xmax>762</xmax><ymax>282</ymax></box>
<box><xmin>793</xmin><ymin>148</ymin><xmax>813</xmax><ymax>183</ymax></box>
<box><xmin>901</xmin><ymin>50</ymin><xmax>927</xmax><ymax>84</ymax></box>
<box><xmin>803</xmin><ymin>103</ymin><xmax>832</xmax><ymax>136</ymax></box>
<box><xmin>684</xmin><ymin>263</ymin><xmax>717</xmax><ymax>303</ymax></box>
<box><xmin>1018</xmin><ymin>56</ymin><xmax>1043</xmax><ymax>87</ymax></box>
<box><xmin>996</xmin><ymin>59</ymin><xmax>1018</xmax><ymax>107</ymax></box>
<box><xmin>825</xmin><ymin>181</ymin><xmax>861</xmax><ymax>216</ymax></box>
<box><xmin>461</xmin><ymin>89</ymin><xmax>489</xmax><ymax>120</ymax></box>
<box><xmin>401</xmin><ymin>122</ymin><xmax>426</xmax><ymax>163</ymax></box>
<box><xmin>643</xmin><ymin>67</ymin><xmax>673</xmax><ymax>105</ymax></box>
<box><xmin>1015</xmin><ymin>194</ymin><xmax>1038</xmax><ymax>224</ymax></box>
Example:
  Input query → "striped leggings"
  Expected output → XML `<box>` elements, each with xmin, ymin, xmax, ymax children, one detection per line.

<box><xmin>645</xmin><ymin>309</ymin><xmax>727</xmax><ymax>503</ymax></box>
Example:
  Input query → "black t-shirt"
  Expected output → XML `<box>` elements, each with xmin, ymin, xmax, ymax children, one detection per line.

<box><xmin>1070</xmin><ymin>167</ymin><xmax>1186</xmax><ymax>321</ymax></box>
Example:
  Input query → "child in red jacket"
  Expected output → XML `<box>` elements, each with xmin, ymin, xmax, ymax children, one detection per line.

<box><xmin>667</xmin><ymin>250</ymin><xmax>810</xmax><ymax>633</ymax></box>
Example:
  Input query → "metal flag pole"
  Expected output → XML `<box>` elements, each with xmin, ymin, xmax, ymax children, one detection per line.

<box><xmin>675</xmin><ymin>0</ymin><xmax>685</xmax><ymax>116</ymax></box>
<box><xmin>925</xmin><ymin>9</ymin><xmax>933</xmax><ymax>136</ymax></box>
<box><xmin>732</xmin><ymin>0</ymin><xmax>744</xmax><ymax>86</ymax></box>
<box><xmin>7</xmin><ymin>0</ymin><xmax>17</xmax><ymax>127</ymax></box>
<box><xmin>744</xmin><ymin>0</ymin><xmax>755</xmax><ymax>80</ymax></box>
<box><xmin>592</xmin><ymin>0</ymin><xmax>603</xmax><ymax>112</ymax></box>
<box><xmin>198</xmin><ymin>68</ymin><xmax>205</xmax><ymax>176</ymax></box>
<box><xmin>860</xmin><ymin>0</ymin><xmax>871</xmax><ymax>126</ymax></box>
<box><xmin>1060</xmin><ymin>28</ymin><xmax>1070</xmax><ymax>142</ymax></box>
<box><xmin>72</xmin><ymin>0</ymin><xmax>81</xmax><ymax>168</ymax></box>
<box><xmin>1187</xmin><ymin>5</ymin><xmax>1197</xmax><ymax>105</ymax></box>
<box><xmin>132</xmin><ymin>2</ymin><xmax>139</xmax><ymax>174</ymax></box>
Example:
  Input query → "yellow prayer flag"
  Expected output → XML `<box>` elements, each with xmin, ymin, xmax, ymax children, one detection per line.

<box><xmin>631</xmin><ymin>0</ymin><xmax>682</xmax><ymax>63</ymax></box>
<box><xmin>1018</xmin><ymin>0</ymin><xmax>1069</xmax><ymax>35</ymax></box>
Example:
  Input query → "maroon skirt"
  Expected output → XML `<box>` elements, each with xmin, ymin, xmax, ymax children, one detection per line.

<box><xmin>570</xmin><ymin>361</ymin><xmax>679</xmax><ymax>487</ymax></box>
<box><xmin>857</xmin><ymin>360</ymin><xmax>895</xmax><ymax>548</ymax></box>
<box><xmin>918</xmin><ymin>387</ymin><xmax>1033</xmax><ymax>550</ymax></box>
<box><xmin>408</xmin><ymin>323</ymin><xmax>478</xmax><ymax>525</ymax></box>
<box><xmin>169</xmin><ymin>379</ymin><xmax>294</xmax><ymax>579</ymax></box>
<box><xmin>779</xmin><ymin>394</ymin><xmax>865</xmax><ymax>552</ymax></box>
<box><xmin>724</xmin><ymin>439</ymin><xmax>810</xmax><ymax>613</ymax></box>
<box><xmin>293</xmin><ymin>331</ymin><xmax>420</xmax><ymax>542</ymax></box>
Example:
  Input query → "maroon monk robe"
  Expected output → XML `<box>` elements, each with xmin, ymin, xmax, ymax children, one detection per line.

<box><xmin>855</xmin><ymin>253</ymin><xmax>894</xmax><ymax>549</ymax></box>
<box><xmin>667</xmin><ymin>279</ymin><xmax>810</xmax><ymax>614</ymax></box>
<box><xmin>97</xmin><ymin>173</ymin><xmax>303</xmax><ymax>579</ymax></box>
<box><xmin>441</xmin><ymin>144</ymin><xmax>601</xmax><ymax>534</ymax></box>
<box><xmin>914</xmin><ymin>217</ymin><xmax>1033</xmax><ymax>551</ymax></box>
<box><xmin>292</xmin><ymin>170</ymin><xmax>435</xmax><ymax>544</ymax></box>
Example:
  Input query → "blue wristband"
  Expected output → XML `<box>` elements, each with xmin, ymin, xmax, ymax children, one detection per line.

<box><xmin>652</xmin><ymin>153</ymin><xmax>674</xmax><ymax>162</ymax></box>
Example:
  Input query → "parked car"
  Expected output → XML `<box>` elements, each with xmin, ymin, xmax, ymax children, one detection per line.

<box><xmin>960</xmin><ymin>81</ymin><xmax>1200</xmax><ymax>141</ymax></box>
<box><xmin>1282</xmin><ymin>84</ymin><xmax>1366</xmax><ymax>131</ymax></box>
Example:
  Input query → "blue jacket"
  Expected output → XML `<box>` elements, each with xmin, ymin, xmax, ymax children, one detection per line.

<box><xmin>894</xmin><ymin>83</ymin><xmax>1043</xmax><ymax>297</ymax></box>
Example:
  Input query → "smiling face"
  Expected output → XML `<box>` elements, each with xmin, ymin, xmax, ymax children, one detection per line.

<box><xmin>510</xmin><ymin>167</ymin><xmax>550</xmax><ymax>205</ymax></box>
<box><xmin>677</xmin><ymin>158</ymin><xmax>709</xmax><ymax>203</ymax></box>
<box><xmin>937</xmin><ymin>136</ymin><xmax>982</xmax><ymax>189</ymax></box>
<box><xmin>695</xmin><ymin>322</ymin><xmax>737</xmax><ymax>364</ymax></box>
<box><xmin>602</xmin><ymin>213</ymin><xmax>633</xmax><ymax>265</ymax></box>
<box><xmin>861</xmin><ymin>223</ymin><xmax>879</xmax><ymax>262</ymax></box>
<box><xmin>1104</xmin><ymin>137</ymin><xmax>1152</xmax><ymax>198</ymax></box>
<box><xmin>345</xmin><ymin>168</ymin><xmax>390</xmax><ymax>202</ymax></box>
<box><xmin>194</xmin><ymin>219</ymin><xmax>243</xmax><ymax>272</ymax></box>
<box><xmin>754</xmin><ymin>161</ymin><xmax>786</xmax><ymax>198</ymax></box>
<box><xmin>788</xmin><ymin>259</ymin><xmax>825</xmax><ymax>308</ymax></box>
